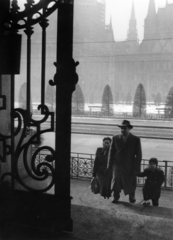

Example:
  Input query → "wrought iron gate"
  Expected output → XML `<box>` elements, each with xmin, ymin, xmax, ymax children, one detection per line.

<box><xmin>0</xmin><ymin>0</ymin><xmax>78</xmax><ymax>233</ymax></box>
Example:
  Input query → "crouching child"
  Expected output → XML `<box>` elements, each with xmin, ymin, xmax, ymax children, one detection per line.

<box><xmin>136</xmin><ymin>158</ymin><xmax>165</xmax><ymax>206</ymax></box>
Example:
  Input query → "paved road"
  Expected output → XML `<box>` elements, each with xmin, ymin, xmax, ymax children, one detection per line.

<box><xmin>37</xmin><ymin>119</ymin><xmax>173</xmax><ymax>139</ymax></box>
<box><xmin>32</xmin><ymin>115</ymin><xmax>173</xmax><ymax>127</ymax></box>
<box><xmin>71</xmin><ymin>117</ymin><xmax>173</xmax><ymax>139</ymax></box>
<box><xmin>32</xmin><ymin>115</ymin><xmax>173</xmax><ymax>139</ymax></box>
<box><xmin>33</xmin><ymin>115</ymin><xmax>173</xmax><ymax>160</ymax></box>
<box><xmin>72</xmin><ymin>116</ymin><xmax>173</xmax><ymax>127</ymax></box>
<box><xmin>71</xmin><ymin>122</ymin><xmax>173</xmax><ymax>139</ymax></box>
<box><xmin>41</xmin><ymin>132</ymin><xmax>173</xmax><ymax>162</ymax></box>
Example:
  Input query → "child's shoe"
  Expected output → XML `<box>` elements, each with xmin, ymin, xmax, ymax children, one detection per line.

<box><xmin>142</xmin><ymin>200</ymin><xmax>150</xmax><ymax>206</ymax></box>
<box><xmin>139</xmin><ymin>200</ymin><xmax>150</xmax><ymax>206</ymax></box>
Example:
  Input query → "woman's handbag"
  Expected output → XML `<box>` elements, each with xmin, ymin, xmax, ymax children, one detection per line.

<box><xmin>90</xmin><ymin>177</ymin><xmax>100</xmax><ymax>194</ymax></box>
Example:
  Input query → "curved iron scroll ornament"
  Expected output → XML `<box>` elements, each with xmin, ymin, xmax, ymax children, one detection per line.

<box><xmin>49</xmin><ymin>59</ymin><xmax>79</xmax><ymax>92</ymax></box>
<box><xmin>4</xmin><ymin>0</ymin><xmax>72</xmax><ymax>31</ymax></box>
<box><xmin>2</xmin><ymin>55</ymin><xmax>79</xmax><ymax>192</ymax></box>
<box><xmin>1</xmin><ymin>105</ymin><xmax>56</xmax><ymax>192</ymax></box>
<box><xmin>0</xmin><ymin>0</ymin><xmax>79</xmax><ymax>192</ymax></box>
<box><xmin>0</xmin><ymin>0</ymin><xmax>78</xmax><ymax>193</ymax></box>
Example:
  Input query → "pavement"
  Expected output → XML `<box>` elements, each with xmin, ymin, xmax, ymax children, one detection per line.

<box><xmin>60</xmin><ymin>179</ymin><xmax>173</xmax><ymax>240</ymax></box>
<box><xmin>33</xmin><ymin>114</ymin><xmax>173</xmax><ymax>127</ymax></box>
<box><xmin>71</xmin><ymin>116</ymin><xmax>173</xmax><ymax>127</ymax></box>
<box><xmin>41</xmin><ymin>132</ymin><xmax>173</xmax><ymax>162</ymax></box>
<box><xmin>46</xmin><ymin>179</ymin><xmax>173</xmax><ymax>240</ymax></box>
<box><xmin>48</xmin><ymin>179</ymin><xmax>173</xmax><ymax>240</ymax></box>
<box><xmin>2</xmin><ymin>179</ymin><xmax>173</xmax><ymax>240</ymax></box>
<box><xmin>70</xmin><ymin>179</ymin><xmax>173</xmax><ymax>218</ymax></box>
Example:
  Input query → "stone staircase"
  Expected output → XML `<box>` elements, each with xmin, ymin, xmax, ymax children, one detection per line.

<box><xmin>66</xmin><ymin>179</ymin><xmax>173</xmax><ymax>240</ymax></box>
<box><xmin>2</xmin><ymin>178</ymin><xmax>172</xmax><ymax>240</ymax></box>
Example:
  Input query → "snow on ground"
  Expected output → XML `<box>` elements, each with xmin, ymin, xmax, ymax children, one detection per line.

<box><xmin>84</xmin><ymin>103</ymin><xmax>165</xmax><ymax>115</ymax></box>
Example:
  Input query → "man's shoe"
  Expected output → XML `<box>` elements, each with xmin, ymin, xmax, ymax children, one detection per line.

<box><xmin>129</xmin><ymin>195</ymin><xmax>136</xmax><ymax>203</ymax></box>
<box><xmin>143</xmin><ymin>201</ymin><xmax>150</xmax><ymax>206</ymax></box>
<box><xmin>129</xmin><ymin>199</ymin><xmax>136</xmax><ymax>203</ymax></box>
<box><xmin>112</xmin><ymin>199</ymin><xmax>119</xmax><ymax>204</ymax></box>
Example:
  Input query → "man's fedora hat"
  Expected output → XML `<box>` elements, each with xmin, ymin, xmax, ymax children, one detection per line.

<box><xmin>118</xmin><ymin>120</ymin><xmax>133</xmax><ymax>129</ymax></box>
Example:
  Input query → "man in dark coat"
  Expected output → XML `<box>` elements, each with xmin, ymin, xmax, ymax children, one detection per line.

<box><xmin>107</xmin><ymin>120</ymin><xmax>142</xmax><ymax>203</ymax></box>
<box><xmin>136</xmin><ymin>158</ymin><xmax>165</xmax><ymax>206</ymax></box>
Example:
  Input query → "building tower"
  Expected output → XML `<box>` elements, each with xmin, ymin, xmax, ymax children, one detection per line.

<box><xmin>127</xmin><ymin>0</ymin><xmax>138</xmax><ymax>42</ymax></box>
<box><xmin>144</xmin><ymin>0</ymin><xmax>157</xmax><ymax>40</ymax></box>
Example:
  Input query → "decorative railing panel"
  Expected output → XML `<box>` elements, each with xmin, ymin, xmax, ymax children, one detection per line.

<box><xmin>70</xmin><ymin>154</ymin><xmax>94</xmax><ymax>179</ymax></box>
<box><xmin>34</xmin><ymin>150</ymin><xmax>173</xmax><ymax>189</ymax></box>
<box><xmin>0</xmin><ymin>0</ymin><xmax>78</xmax><ymax>194</ymax></box>
<box><xmin>0</xmin><ymin>0</ymin><xmax>76</xmax><ymax>233</ymax></box>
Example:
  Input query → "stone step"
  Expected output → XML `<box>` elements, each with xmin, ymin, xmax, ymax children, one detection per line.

<box><xmin>70</xmin><ymin>204</ymin><xmax>173</xmax><ymax>240</ymax></box>
<box><xmin>71</xmin><ymin>179</ymin><xmax>173</xmax><ymax>220</ymax></box>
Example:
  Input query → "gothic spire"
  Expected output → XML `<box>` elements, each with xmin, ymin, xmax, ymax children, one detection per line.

<box><xmin>147</xmin><ymin>0</ymin><xmax>156</xmax><ymax>17</ymax></box>
<box><xmin>130</xmin><ymin>0</ymin><xmax>136</xmax><ymax>20</ymax></box>
<box><xmin>144</xmin><ymin>0</ymin><xmax>156</xmax><ymax>40</ymax></box>
<box><xmin>105</xmin><ymin>16</ymin><xmax>114</xmax><ymax>41</ymax></box>
<box><xmin>127</xmin><ymin>0</ymin><xmax>138</xmax><ymax>41</ymax></box>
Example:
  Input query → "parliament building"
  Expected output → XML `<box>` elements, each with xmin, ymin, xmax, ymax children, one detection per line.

<box><xmin>15</xmin><ymin>0</ymin><xmax>173</xmax><ymax>107</ymax></box>
<box><xmin>73</xmin><ymin>0</ymin><xmax>173</xmax><ymax>105</ymax></box>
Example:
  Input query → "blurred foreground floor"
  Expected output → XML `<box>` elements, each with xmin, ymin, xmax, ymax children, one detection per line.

<box><xmin>70</xmin><ymin>179</ymin><xmax>173</xmax><ymax>216</ymax></box>
<box><xmin>2</xmin><ymin>179</ymin><xmax>172</xmax><ymax>240</ymax></box>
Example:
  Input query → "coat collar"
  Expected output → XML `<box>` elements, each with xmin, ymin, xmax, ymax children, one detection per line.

<box><xmin>120</xmin><ymin>132</ymin><xmax>131</xmax><ymax>142</ymax></box>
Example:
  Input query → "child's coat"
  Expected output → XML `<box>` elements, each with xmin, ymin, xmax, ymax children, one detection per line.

<box><xmin>137</xmin><ymin>168</ymin><xmax>165</xmax><ymax>200</ymax></box>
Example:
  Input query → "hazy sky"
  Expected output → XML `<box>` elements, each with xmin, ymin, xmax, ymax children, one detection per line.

<box><xmin>106</xmin><ymin>0</ymin><xmax>170</xmax><ymax>41</ymax></box>
<box><xmin>15</xmin><ymin>0</ymin><xmax>170</xmax><ymax>41</ymax></box>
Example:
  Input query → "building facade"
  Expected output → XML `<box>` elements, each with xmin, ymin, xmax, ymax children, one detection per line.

<box><xmin>15</xmin><ymin>0</ymin><xmax>173</xmax><ymax>107</ymax></box>
<box><xmin>73</xmin><ymin>0</ymin><xmax>173</xmax><ymax>105</ymax></box>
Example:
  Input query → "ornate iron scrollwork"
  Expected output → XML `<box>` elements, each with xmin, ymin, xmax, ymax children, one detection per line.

<box><xmin>0</xmin><ymin>76</ymin><xmax>6</xmax><ymax>110</ymax></box>
<box><xmin>0</xmin><ymin>0</ymin><xmax>76</xmax><ymax>234</ymax></box>
<box><xmin>0</xmin><ymin>104</ymin><xmax>55</xmax><ymax>192</ymax></box>
<box><xmin>0</xmin><ymin>0</ymin><xmax>62</xmax><ymax>192</ymax></box>
<box><xmin>49</xmin><ymin>59</ymin><xmax>79</xmax><ymax>92</ymax></box>
<box><xmin>0</xmin><ymin>0</ymin><xmax>78</xmax><ymax>193</ymax></box>
<box><xmin>2</xmin><ymin>0</ymin><xmax>73</xmax><ymax>31</ymax></box>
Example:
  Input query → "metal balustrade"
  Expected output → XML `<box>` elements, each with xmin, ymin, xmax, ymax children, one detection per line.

<box><xmin>33</xmin><ymin>149</ymin><xmax>173</xmax><ymax>189</ymax></box>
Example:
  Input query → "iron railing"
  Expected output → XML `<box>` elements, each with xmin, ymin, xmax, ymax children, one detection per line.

<box><xmin>33</xmin><ymin>149</ymin><xmax>173</xmax><ymax>189</ymax></box>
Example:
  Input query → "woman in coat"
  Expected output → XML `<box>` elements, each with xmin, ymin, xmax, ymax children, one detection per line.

<box><xmin>93</xmin><ymin>137</ymin><xmax>112</xmax><ymax>199</ymax></box>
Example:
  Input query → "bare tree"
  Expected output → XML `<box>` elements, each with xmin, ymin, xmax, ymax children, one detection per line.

<box><xmin>102</xmin><ymin>85</ymin><xmax>114</xmax><ymax>116</ymax></box>
<box><xmin>133</xmin><ymin>83</ymin><xmax>146</xmax><ymax>118</ymax></box>
<box><xmin>164</xmin><ymin>87</ymin><xmax>173</xmax><ymax>119</ymax></box>
<box><xmin>72</xmin><ymin>84</ymin><xmax>85</xmax><ymax>115</ymax></box>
